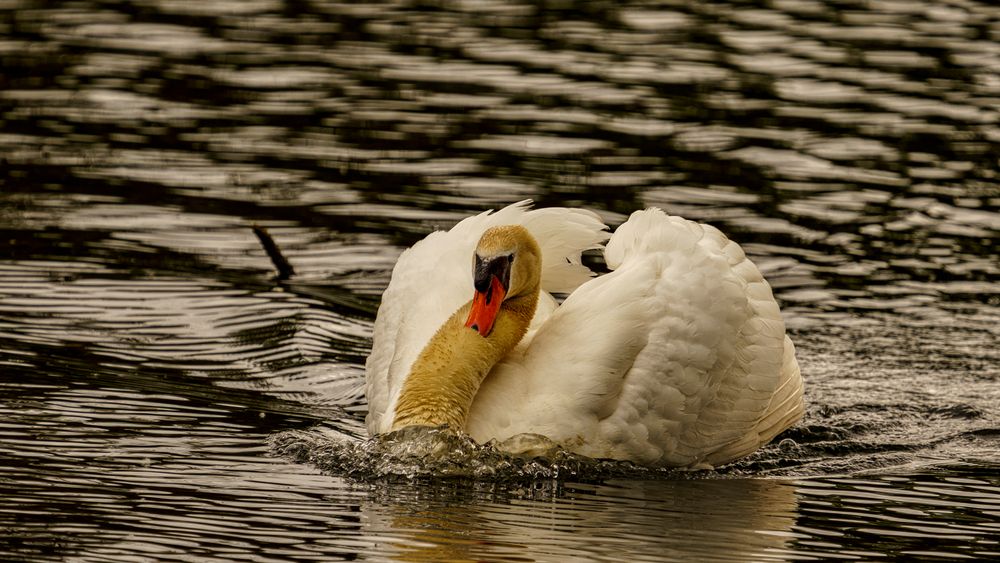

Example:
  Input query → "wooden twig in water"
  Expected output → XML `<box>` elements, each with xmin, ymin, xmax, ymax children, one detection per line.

<box><xmin>252</xmin><ymin>225</ymin><xmax>296</xmax><ymax>280</ymax></box>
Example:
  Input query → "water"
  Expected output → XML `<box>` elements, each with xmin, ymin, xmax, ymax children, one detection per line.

<box><xmin>1</xmin><ymin>0</ymin><xmax>999</xmax><ymax>560</ymax></box>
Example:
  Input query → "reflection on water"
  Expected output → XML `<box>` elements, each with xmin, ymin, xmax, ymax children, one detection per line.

<box><xmin>362</xmin><ymin>479</ymin><xmax>800</xmax><ymax>562</ymax></box>
<box><xmin>1</xmin><ymin>0</ymin><xmax>999</xmax><ymax>560</ymax></box>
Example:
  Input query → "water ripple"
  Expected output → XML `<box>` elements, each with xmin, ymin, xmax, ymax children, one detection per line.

<box><xmin>1</xmin><ymin>0</ymin><xmax>999</xmax><ymax>560</ymax></box>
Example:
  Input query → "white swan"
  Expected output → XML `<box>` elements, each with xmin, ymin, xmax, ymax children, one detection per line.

<box><xmin>365</xmin><ymin>201</ymin><xmax>804</xmax><ymax>469</ymax></box>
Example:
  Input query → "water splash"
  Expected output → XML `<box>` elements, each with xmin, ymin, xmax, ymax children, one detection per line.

<box><xmin>269</xmin><ymin>425</ymin><xmax>670</xmax><ymax>482</ymax></box>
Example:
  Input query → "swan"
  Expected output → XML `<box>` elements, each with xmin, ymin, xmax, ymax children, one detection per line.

<box><xmin>365</xmin><ymin>201</ymin><xmax>804</xmax><ymax>469</ymax></box>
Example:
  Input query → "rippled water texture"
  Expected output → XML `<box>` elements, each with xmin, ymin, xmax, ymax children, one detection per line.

<box><xmin>1</xmin><ymin>0</ymin><xmax>999</xmax><ymax>560</ymax></box>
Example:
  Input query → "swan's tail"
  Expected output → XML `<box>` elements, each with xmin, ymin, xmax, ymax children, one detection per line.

<box><xmin>754</xmin><ymin>336</ymin><xmax>805</xmax><ymax>445</ymax></box>
<box><xmin>701</xmin><ymin>336</ymin><xmax>804</xmax><ymax>468</ymax></box>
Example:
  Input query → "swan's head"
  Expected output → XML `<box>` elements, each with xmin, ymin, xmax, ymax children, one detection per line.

<box><xmin>464</xmin><ymin>225</ymin><xmax>541</xmax><ymax>337</ymax></box>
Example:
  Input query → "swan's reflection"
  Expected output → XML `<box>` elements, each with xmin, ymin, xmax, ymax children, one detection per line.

<box><xmin>361</xmin><ymin>478</ymin><xmax>799</xmax><ymax>562</ymax></box>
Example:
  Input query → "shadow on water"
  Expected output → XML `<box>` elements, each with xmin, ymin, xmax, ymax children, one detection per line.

<box><xmin>1</xmin><ymin>0</ymin><xmax>999</xmax><ymax>560</ymax></box>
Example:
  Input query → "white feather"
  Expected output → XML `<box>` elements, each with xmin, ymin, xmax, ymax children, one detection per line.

<box><xmin>364</xmin><ymin>200</ymin><xmax>609</xmax><ymax>435</ymax></box>
<box><xmin>366</xmin><ymin>203</ymin><xmax>804</xmax><ymax>468</ymax></box>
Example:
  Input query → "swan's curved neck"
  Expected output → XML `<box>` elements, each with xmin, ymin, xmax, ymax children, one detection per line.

<box><xmin>391</xmin><ymin>290</ymin><xmax>537</xmax><ymax>431</ymax></box>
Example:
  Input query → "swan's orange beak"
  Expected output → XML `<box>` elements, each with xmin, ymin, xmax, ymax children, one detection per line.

<box><xmin>465</xmin><ymin>275</ymin><xmax>506</xmax><ymax>337</ymax></box>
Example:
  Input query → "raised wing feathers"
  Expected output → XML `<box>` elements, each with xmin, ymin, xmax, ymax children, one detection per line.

<box><xmin>364</xmin><ymin>201</ymin><xmax>609</xmax><ymax>434</ymax></box>
<box><xmin>467</xmin><ymin>208</ymin><xmax>802</xmax><ymax>468</ymax></box>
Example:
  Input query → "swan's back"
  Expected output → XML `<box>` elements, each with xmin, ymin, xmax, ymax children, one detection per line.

<box><xmin>611</xmin><ymin>209</ymin><xmax>803</xmax><ymax>466</ymax></box>
<box><xmin>467</xmin><ymin>208</ymin><xmax>804</xmax><ymax>468</ymax></box>
<box><xmin>365</xmin><ymin>201</ymin><xmax>608</xmax><ymax>435</ymax></box>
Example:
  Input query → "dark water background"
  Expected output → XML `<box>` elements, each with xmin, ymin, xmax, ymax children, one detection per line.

<box><xmin>1</xmin><ymin>0</ymin><xmax>999</xmax><ymax>560</ymax></box>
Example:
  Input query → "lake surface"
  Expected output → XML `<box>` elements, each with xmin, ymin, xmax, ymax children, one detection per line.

<box><xmin>1</xmin><ymin>0</ymin><xmax>999</xmax><ymax>560</ymax></box>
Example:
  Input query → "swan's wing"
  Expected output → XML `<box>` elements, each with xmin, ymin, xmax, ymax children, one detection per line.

<box><xmin>467</xmin><ymin>208</ymin><xmax>803</xmax><ymax>468</ymax></box>
<box><xmin>365</xmin><ymin>201</ymin><xmax>608</xmax><ymax>435</ymax></box>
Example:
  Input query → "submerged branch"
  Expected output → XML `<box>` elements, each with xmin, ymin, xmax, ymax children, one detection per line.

<box><xmin>252</xmin><ymin>225</ymin><xmax>296</xmax><ymax>280</ymax></box>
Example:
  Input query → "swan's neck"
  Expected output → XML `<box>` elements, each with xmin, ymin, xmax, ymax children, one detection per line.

<box><xmin>391</xmin><ymin>290</ymin><xmax>537</xmax><ymax>431</ymax></box>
